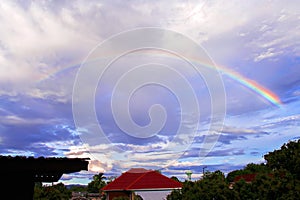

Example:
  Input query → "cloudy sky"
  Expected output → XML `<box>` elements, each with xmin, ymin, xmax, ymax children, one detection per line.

<box><xmin>0</xmin><ymin>0</ymin><xmax>299</xmax><ymax>184</ymax></box>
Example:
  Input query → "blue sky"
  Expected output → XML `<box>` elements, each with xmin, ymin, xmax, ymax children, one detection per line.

<box><xmin>0</xmin><ymin>0</ymin><xmax>299</xmax><ymax>184</ymax></box>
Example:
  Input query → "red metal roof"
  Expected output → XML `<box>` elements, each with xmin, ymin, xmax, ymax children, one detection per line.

<box><xmin>234</xmin><ymin>173</ymin><xmax>276</xmax><ymax>183</ymax></box>
<box><xmin>234</xmin><ymin>174</ymin><xmax>257</xmax><ymax>182</ymax></box>
<box><xmin>102</xmin><ymin>168</ymin><xmax>182</xmax><ymax>191</ymax></box>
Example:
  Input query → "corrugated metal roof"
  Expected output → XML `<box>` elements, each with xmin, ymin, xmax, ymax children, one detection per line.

<box><xmin>102</xmin><ymin>168</ymin><xmax>182</xmax><ymax>191</ymax></box>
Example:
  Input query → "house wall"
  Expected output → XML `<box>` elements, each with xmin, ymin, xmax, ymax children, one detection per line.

<box><xmin>106</xmin><ymin>191</ymin><xmax>131</xmax><ymax>200</ymax></box>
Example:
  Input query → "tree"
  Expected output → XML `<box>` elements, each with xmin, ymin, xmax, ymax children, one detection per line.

<box><xmin>167</xmin><ymin>189</ymin><xmax>182</xmax><ymax>200</ymax></box>
<box><xmin>233</xmin><ymin>179</ymin><xmax>254</xmax><ymax>200</ymax></box>
<box><xmin>264</xmin><ymin>139</ymin><xmax>300</xmax><ymax>179</ymax></box>
<box><xmin>106</xmin><ymin>176</ymin><xmax>117</xmax><ymax>184</ymax></box>
<box><xmin>170</xmin><ymin>176</ymin><xmax>180</xmax><ymax>182</ymax></box>
<box><xmin>34</xmin><ymin>182</ymin><xmax>43</xmax><ymax>199</ymax></box>
<box><xmin>232</xmin><ymin>139</ymin><xmax>300</xmax><ymax>199</ymax></box>
<box><xmin>34</xmin><ymin>183</ymin><xmax>71</xmax><ymax>200</ymax></box>
<box><xmin>226</xmin><ymin>163</ymin><xmax>270</xmax><ymax>183</ymax></box>
<box><xmin>87</xmin><ymin>172</ymin><xmax>107</xmax><ymax>193</ymax></box>
<box><xmin>168</xmin><ymin>171</ymin><xmax>236</xmax><ymax>200</ymax></box>
<box><xmin>169</xmin><ymin>140</ymin><xmax>300</xmax><ymax>200</ymax></box>
<box><xmin>68</xmin><ymin>185</ymin><xmax>87</xmax><ymax>193</ymax></box>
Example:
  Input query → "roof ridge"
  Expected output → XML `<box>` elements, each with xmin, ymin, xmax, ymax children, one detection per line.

<box><xmin>102</xmin><ymin>171</ymin><xmax>126</xmax><ymax>190</ymax></box>
<box><xmin>125</xmin><ymin>170</ymin><xmax>152</xmax><ymax>190</ymax></box>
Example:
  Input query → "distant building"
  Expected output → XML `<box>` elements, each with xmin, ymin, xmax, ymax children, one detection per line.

<box><xmin>71</xmin><ymin>192</ymin><xmax>102</xmax><ymax>200</ymax></box>
<box><xmin>234</xmin><ymin>174</ymin><xmax>257</xmax><ymax>183</ymax></box>
<box><xmin>229</xmin><ymin>173</ymin><xmax>277</xmax><ymax>189</ymax></box>
<box><xmin>71</xmin><ymin>191</ymin><xmax>88</xmax><ymax>200</ymax></box>
<box><xmin>102</xmin><ymin>168</ymin><xmax>182</xmax><ymax>200</ymax></box>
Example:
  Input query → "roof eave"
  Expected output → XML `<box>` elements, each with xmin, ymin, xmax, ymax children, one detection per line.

<box><xmin>104</xmin><ymin>187</ymin><xmax>182</xmax><ymax>192</ymax></box>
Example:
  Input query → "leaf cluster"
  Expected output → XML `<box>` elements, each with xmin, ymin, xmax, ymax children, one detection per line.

<box><xmin>168</xmin><ymin>139</ymin><xmax>300</xmax><ymax>200</ymax></box>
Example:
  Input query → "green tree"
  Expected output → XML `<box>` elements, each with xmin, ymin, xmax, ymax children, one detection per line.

<box><xmin>34</xmin><ymin>183</ymin><xmax>70</xmax><ymax>200</ymax></box>
<box><xmin>233</xmin><ymin>179</ymin><xmax>254</xmax><ymax>200</ymax></box>
<box><xmin>168</xmin><ymin>170</ymin><xmax>236</xmax><ymax>200</ymax></box>
<box><xmin>170</xmin><ymin>176</ymin><xmax>180</xmax><ymax>182</ymax></box>
<box><xmin>169</xmin><ymin>140</ymin><xmax>300</xmax><ymax>200</ymax></box>
<box><xmin>226</xmin><ymin>163</ymin><xmax>270</xmax><ymax>183</ymax></box>
<box><xmin>68</xmin><ymin>185</ymin><xmax>87</xmax><ymax>193</ymax></box>
<box><xmin>232</xmin><ymin>139</ymin><xmax>300</xmax><ymax>199</ymax></box>
<box><xmin>33</xmin><ymin>182</ymin><xmax>43</xmax><ymax>199</ymax></box>
<box><xmin>167</xmin><ymin>189</ymin><xmax>182</xmax><ymax>200</ymax></box>
<box><xmin>232</xmin><ymin>170</ymin><xmax>300</xmax><ymax>200</ymax></box>
<box><xmin>87</xmin><ymin>172</ymin><xmax>106</xmax><ymax>193</ymax></box>
<box><xmin>265</xmin><ymin>139</ymin><xmax>300</xmax><ymax>179</ymax></box>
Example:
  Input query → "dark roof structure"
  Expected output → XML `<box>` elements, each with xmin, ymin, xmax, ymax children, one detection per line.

<box><xmin>0</xmin><ymin>156</ymin><xmax>89</xmax><ymax>182</ymax></box>
<box><xmin>0</xmin><ymin>156</ymin><xmax>89</xmax><ymax>200</ymax></box>
<box><xmin>102</xmin><ymin>168</ymin><xmax>182</xmax><ymax>191</ymax></box>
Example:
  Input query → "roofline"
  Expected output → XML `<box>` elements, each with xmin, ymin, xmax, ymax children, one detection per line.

<box><xmin>103</xmin><ymin>187</ymin><xmax>182</xmax><ymax>192</ymax></box>
<box><xmin>125</xmin><ymin>171</ymin><xmax>148</xmax><ymax>190</ymax></box>
<box><xmin>132</xmin><ymin>187</ymin><xmax>182</xmax><ymax>191</ymax></box>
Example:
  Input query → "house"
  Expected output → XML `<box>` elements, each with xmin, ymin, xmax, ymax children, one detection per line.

<box><xmin>229</xmin><ymin>173</ymin><xmax>258</xmax><ymax>189</ymax></box>
<box><xmin>234</xmin><ymin>174</ymin><xmax>257</xmax><ymax>183</ymax></box>
<box><xmin>102</xmin><ymin>168</ymin><xmax>182</xmax><ymax>200</ymax></box>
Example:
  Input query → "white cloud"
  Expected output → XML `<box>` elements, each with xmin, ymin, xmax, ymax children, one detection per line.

<box><xmin>1</xmin><ymin>0</ymin><xmax>299</xmax><ymax>183</ymax></box>
<box><xmin>88</xmin><ymin>160</ymin><xmax>112</xmax><ymax>173</ymax></box>
<box><xmin>254</xmin><ymin>48</ymin><xmax>283</xmax><ymax>62</ymax></box>
<box><xmin>0</xmin><ymin>1</ymin><xmax>98</xmax><ymax>94</ymax></box>
<box><xmin>1</xmin><ymin>0</ymin><xmax>298</xmax><ymax>100</ymax></box>
<box><xmin>261</xmin><ymin>114</ymin><xmax>300</xmax><ymax>129</ymax></box>
<box><xmin>0</xmin><ymin>114</ymin><xmax>58</xmax><ymax>125</ymax></box>
<box><xmin>220</xmin><ymin>125</ymin><xmax>262</xmax><ymax>135</ymax></box>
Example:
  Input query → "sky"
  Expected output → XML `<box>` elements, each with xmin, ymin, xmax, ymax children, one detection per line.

<box><xmin>0</xmin><ymin>0</ymin><xmax>299</xmax><ymax>184</ymax></box>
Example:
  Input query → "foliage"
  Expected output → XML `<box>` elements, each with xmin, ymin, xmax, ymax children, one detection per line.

<box><xmin>34</xmin><ymin>182</ymin><xmax>71</xmax><ymax>200</ymax></box>
<box><xmin>68</xmin><ymin>185</ymin><xmax>87</xmax><ymax>193</ymax></box>
<box><xmin>265</xmin><ymin>139</ymin><xmax>300</xmax><ymax>179</ymax></box>
<box><xmin>168</xmin><ymin>170</ymin><xmax>236</xmax><ymax>200</ymax></box>
<box><xmin>233</xmin><ymin>169</ymin><xmax>300</xmax><ymax>199</ymax></box>
<box><xmin>168</xmin><ymin>139</ymin><xmax>300</xmax><ymax>200</ymax></box>
<box><xmin>232</xmin><ymin>140</ymin><xmax>300</xmax><ymax>199</ymax></box>
<box><xmin>87</xmin><ymin>172</ymin><xmax>107</xmax><ymax>193</ymax></box>
<box><xmin>226</xmin><ymin>163</ymin><xmax>270</xmax><ymax>182</ymax></box>
<box><xmin>34</xmin><ymin>173</ymin><xmax>107</xmax><ymax>199</ymax></box>
<box><xmin>33</xmin><ymin>140</ymin><xmax>300</xmax><ymax>200</ymax></box>
<box><xmin>170</xmin><ymin>176</ymin><xmax>180</xmax><ymax>182</ymax></box>
<box><xmin>106</xmin><ymin>176</ymin><xmax>117</xmax><ymax>184</ymax></box>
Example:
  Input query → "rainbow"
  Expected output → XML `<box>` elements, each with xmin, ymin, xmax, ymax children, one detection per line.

<box><xmin>37</xmin><ymin>51</ymin><xmax>282</xmax><ymax>107</ymax></box>
<box><xmin>153</xmin><ymin>49</ymin><xmax>282</xmax><ymax>107</ymax></box>
<box><xmin>214</xmin><ymin>64</ymin><xmax>282</xmax><ymax>106</ymax></box>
